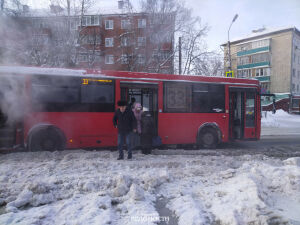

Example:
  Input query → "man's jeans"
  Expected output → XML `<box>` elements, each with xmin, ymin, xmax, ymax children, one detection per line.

<box><xmin>118</xmin><ymin>133</ymin><xmax>132</xmax><ymax>158</ymax></box>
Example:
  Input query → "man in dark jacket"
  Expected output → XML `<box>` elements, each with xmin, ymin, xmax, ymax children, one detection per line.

<box><xmin>113</xmin><ymin>100</ymin><xmax>137</xmax><ymax>160</ymax></box>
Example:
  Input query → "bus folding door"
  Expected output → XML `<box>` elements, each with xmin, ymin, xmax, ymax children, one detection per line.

<box><xmin>229</xmin><ymin>87</ymin><xmax>258</xmax><ymax>140</ymax></box>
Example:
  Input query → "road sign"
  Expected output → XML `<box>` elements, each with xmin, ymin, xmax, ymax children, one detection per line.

<box><xmin>226</xmin><ymin>70</ymin><xmax>234</xmax><ymax>78</ymax></box>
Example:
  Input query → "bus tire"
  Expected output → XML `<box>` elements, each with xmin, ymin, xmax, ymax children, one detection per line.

<box><xmin>28</xmin><ymin>126</ymin><xmax>65</xmax><ymax>151</ymax></box>
<box><xmin>198</xmin><ymin>127</ymin><xmax>218</xmax><ymax>149</ymax></box>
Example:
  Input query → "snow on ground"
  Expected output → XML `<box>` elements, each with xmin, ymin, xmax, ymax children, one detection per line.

<box><xmin>0</xmin><ymin>150</ymin><xmax>300</xmax><ymax>225</ymax></box>
<box><xmin>0</xmin><ymin>111</ymin><xmax>300</xmax><ymax>225</ymax></box>
<box><xmin>261</xmin><ymin>109</ymin><xmax>300</xmax><ymax>128</ymax></box>
<box><xmin>261</xmin><ymin>110</ymin><xmax>300</xmax><ymax>136</ymax></box>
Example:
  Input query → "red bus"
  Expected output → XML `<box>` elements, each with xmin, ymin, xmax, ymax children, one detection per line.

<box><xmin>0</xmin><ymin>66</ymin><xmax>261</xmax><ymax>151</ymax></box>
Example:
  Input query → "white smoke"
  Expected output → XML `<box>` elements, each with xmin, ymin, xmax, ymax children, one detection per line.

<box><xmin>0</xmin><ymin>75</ymin><xmax>28</xmax><ymax>126</ymax></box>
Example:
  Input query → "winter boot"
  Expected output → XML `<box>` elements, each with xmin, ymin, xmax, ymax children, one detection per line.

<box><xmin>127</xmin><ymin>153</ymin><xmax>132</xmax><ymax>159</ymax></box>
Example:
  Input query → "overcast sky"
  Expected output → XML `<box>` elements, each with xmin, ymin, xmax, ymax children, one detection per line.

<box><xmin>185</xmin><ymin>0</ymin><xmax>300</xmax><ymax>52</ymax></box>
<box><xmin>26</xmin><ymin>0</ymin><xmax>300</xmax><ymax>51</ymax></box>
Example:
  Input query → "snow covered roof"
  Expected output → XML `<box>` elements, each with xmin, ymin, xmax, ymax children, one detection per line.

<box><xmin>0</xmin><ymin>66</ymin><xmax>86</xmax><ymax>77</ymax></box>
<box><xmin>22</xmin><ymin>1</ymin><xmax>142</xmax><ymax>18</ymax></box>
<box><xmin>221</xmin><ymin>26</ymin><xmax>300</xmax><ymax>46</ymax></box>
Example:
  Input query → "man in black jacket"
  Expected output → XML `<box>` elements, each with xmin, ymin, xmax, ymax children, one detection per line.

<box><xmin>113</xmin><ymin>100</ymin><xmax>137</xmax><ymax>160</ymax></box>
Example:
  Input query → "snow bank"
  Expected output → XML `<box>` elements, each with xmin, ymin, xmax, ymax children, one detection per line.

<box><xmin>0</xmin><ymin>150</ymin><xmax>299</xmax><ymax>225</ymax></box>
<box><xmin>261</xmin><ymin>109</ymin><xmax>300</xmax><ymax>128</ymax></box>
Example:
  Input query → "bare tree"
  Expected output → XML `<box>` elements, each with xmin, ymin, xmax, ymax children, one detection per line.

<box><xmin>139</xmin><ymin>0</ymin><xmax>210</xmax><ymax>74</ymax></box>
<box><xmin>0</xmin><ymin>0</ymin><xmax>26</xmax><ymax>16</ymax></box>
<box><xmin>180</xmin><ymin>23</ymin><xmax>208</xmax><ymax>74</ymax></box>
<box><xmin>20</xmin><ymin>0</ymin><xmax>96</xmax><ymax>67</ymax></box>
<box><xmin>192</xmin><ymin>52</ymin><xmax>224</xmax><ymax>76</ymax></box>
<box><xmin>140</xmin><ymin>0</ymin><xmax>224</xmax><ymax>76</ymax></box>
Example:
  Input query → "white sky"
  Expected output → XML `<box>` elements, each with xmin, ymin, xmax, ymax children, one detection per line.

<box><xmin>25</xmin><ymin>0</ymin><xmax>300</xmax><ymax>51</ymax></box>
<box><xmin>185</xmin><ymin>0</ymin><xmax>300</xmax><ymax>52</ymax></box>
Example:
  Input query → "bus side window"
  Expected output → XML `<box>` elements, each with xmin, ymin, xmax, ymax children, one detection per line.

<box><xmin>192</xmin><ymin>84</ymin><xmax>225</xmax><ymax>113</ymax></box>
<box><xmin>163</xmin><ymin>82</ymin><xmax>192</xmax><ymax>113</ymax></box>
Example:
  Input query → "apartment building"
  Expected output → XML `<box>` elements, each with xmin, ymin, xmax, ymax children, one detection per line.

<box><xmin>19</xmin><ymin>10</ymin><xmax>174</xmax><ymax>74</ymax></box>
<box><xmin>222</xmin><ymin>27</ymin><xmax>300</xmax><ymax>112</ymax></box>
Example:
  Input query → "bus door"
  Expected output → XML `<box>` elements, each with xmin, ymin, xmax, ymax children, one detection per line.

<box><xmin>229</xmin><ymin>87</ymin><xmax>257</xmax><ymax>140</ymax></box>
<box><xmin>120</xmin><ymin>82</ymin><xmax>158</xmax><ymax>135</ymax></box>
<box><xmin>0</xmin><ymin>87</ymin><xmax>16</xmax><ymax>148</ymax></box>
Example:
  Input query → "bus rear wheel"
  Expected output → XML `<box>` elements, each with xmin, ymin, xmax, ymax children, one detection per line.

<box><xmin>198</xmin><ymin>127</ymin><xmax>218</xmax><ymax>149</ymax></box>
<box><xmin>29</xmin><ymin>127</ymin><xmax>65</xmax><ymax>151</ymax></box>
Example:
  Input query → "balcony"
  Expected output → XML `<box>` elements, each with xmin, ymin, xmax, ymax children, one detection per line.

<box><xmin>237</xmin><ymin>46</ymin><xmax>270</xmax><ymax>57</ymax></box>
<box><xmin>255</xmin><ymin>76</ymin><xmax>270</xmax><ymax>82</ymax></box>
<box><xmin>237</xmin><ymin>61</ymin><xmax>270</xmax><ymax>69</ymax></box>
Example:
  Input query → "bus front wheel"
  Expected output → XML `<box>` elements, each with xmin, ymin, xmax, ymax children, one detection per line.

<box><xmin>198</xmin><ymin>127</ymin><xmax>218</xmax><ymax>149</ymax></box>
<box><xmin>28</xmin><ymin>127</ymin><xmax>65</xmax><ymax>151</ymax></box>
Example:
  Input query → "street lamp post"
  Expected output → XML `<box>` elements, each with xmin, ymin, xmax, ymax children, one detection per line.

<box><xmin>227</xmin><ymin>14</ymin><xmax>238</xmax><ymax>71</ymax></box>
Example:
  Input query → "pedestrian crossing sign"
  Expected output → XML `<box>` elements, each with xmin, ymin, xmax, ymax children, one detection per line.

<box><xmin>226</xmin><ymin>71</ymin><xmax>234</xmax><ymax>78</ymax></box>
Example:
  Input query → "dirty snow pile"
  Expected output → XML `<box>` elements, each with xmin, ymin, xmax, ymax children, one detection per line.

<box><xmin>261</xmin><ymin>109</ymin><xmax>300</xmax><ymax>128</ymax></box>
<box><xmin>0</xmin><ymin>150</ymin><xmax>300</xmax><ymax>225</ymax></box>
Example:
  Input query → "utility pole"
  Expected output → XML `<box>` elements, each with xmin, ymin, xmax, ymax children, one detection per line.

<box><xmin>179</xmin><ymin>37</ymin><xmax>182</xmax><ymax>74</ymax></box>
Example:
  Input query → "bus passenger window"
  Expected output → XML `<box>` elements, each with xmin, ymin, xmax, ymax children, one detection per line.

<box><xmin>80</xmin><ymin>79</ymin><xmax>115</xmax><ymax>112</ymax></box>
<box><xmin>81</xmin><ymin>84</ymin><xmax>114</xmax><ymax>103</ymax></box>
<box><xmin>245</xmin><ymin>93</ymin><xmax>255</xmax><ymax>127</ymax></box>
<box><xmin>163</xmin><ymin>82</ymin><xmax>192</xmax><ymax>112</ymax></box>
<box><xmin>192</xmin><ymin>84</ymin><xmax>225</xmax><ymax>113</ymax></box>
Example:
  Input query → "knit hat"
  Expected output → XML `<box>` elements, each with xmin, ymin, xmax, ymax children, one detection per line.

<box><xmin>117</xmin><ymin>100</ymin><xmax>127</xmax><ymax>106</ymax></box>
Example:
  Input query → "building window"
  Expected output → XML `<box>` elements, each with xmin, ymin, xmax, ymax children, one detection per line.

<box><xmin>105</xmin><ymin>55</ymin><xmax>114</xmax><ymax>64</ymax></box>
<box><xmin>78</xmin><ymin>51</ymin><xmax>102</xmax><ymax>63</ymax></box>
<box><xmin>81</xmin><ymin>34</ymin><xmax>101</xmax><ymax>44</ymax></box>
<box><xmin>255</xmin><ymin>68</ymin><xmax>270</xmax><ymax>77</ymax></box>
<box><xmin>238</xmin><ymin>69</ymin><xmax>251</xmax><ymax>78</ymax></box>
<box><xmin>152</xmin><ymin>51</ymin><xmax>172</xmax><ymax>62</ymax></box>
<box><xmin>298</xmin><ymin>71</ymin><xmax>300</xmax><ymax>79</ymax></box>
<box><xmin>121</xmin><ymin>36</ymin><xmax>129</xmax><ymax>47</ymax></box>
<box><xmin>137</xmin><ymin>54</ymin><xmax>145</xmax><ymax>64</ymax></box>
<box><xmin>138</xmin><ymin>19</ymin><xmax>146</xmax><ymax>28</ymax></box>
<box><xmin>93</xmin><ymin>51</ymin><xmax>102</xmax><ymax>62</ymax></box>
<box><xmin>81</xmin><ymin>16</ymin><xmax>91</xmax><ymax>26</ymax></box>
<box><xmin>105</xmin><ymin>20</ymin><xmax>114</xmax><ymax>29</ymax></box>
<box><xmin>121</xmin><ymin>54</ymin><xmax>129</xmax><ymax>64</ymax></box>
<box><xmin>251</xmin><ymin>39</ymin><xmax>270</xmax><ymax>49</ymax></box>
<box><xmin>239</xmin><ymin>44</ymin><xmax>250</xmax><ymax>51</ymax></box>
<box><xmin>260</xmin><ymin>83</ymin><xmax>270</xmax><ymax>93</ymax></box>
<box><xmin>237</xmin><ymin>56</ymin><xmax>250</xmax><ymax>65</ymax></box>
<box><xmin>121</xmin><ymin>20</ymin><xmax>131</xmax><ymax>29</ymax></box>
<box><xmin>138</xmin><ymin>37</ymin><xmax>146</xmax><ymax>47</ymax></box>
<box><xmin>78</xmin><ymin>53</ymin><xmax>88</xmax><ymax>62</ymax></box>
<box><xmin>105</xmin><ymin>38</ymin><xmax>114</xmax><ymax>47</ymax></box>
<box><xmin>251</xmin><ymin>53</ymin><xmax>270</xmax><ymax>64</ymax></box>
<box><xmin>91</xmin><ymin>15</ymin><xmax>100</xmax><ymax>25</ymax></box>
<box><xmin>159</xmin><ymin>51</ymin><xmax>171</xmax><ymax>61</ymax></box>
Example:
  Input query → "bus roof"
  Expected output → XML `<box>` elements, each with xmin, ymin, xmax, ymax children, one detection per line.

<box><xmin>0</xmin><ymin>66</ymin><xmax>259</xmax><ymax>86</ymax></box>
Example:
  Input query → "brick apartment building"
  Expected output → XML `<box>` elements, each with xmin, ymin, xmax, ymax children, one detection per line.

<box><xmin>19</xmin><ymin>9</ymin><xmax>175</xmax><ymax>74</ymax></box>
